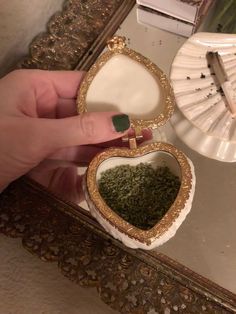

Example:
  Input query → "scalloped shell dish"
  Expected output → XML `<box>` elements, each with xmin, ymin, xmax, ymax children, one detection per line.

<box><xmin>77</xmin><ymin>36</ymin><xmax>196</xmax><ymax>250</ymax></box>
<box><xmin>170</xmin><ymin>32</ymin><xmax>236</xmax><ymax>162</ymax></box>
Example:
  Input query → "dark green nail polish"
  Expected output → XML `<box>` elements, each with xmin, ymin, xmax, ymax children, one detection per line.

<box><xmin>112</xmin><ymin>114</ymin><xmax>130</xmax><ymax>132</ymax></box>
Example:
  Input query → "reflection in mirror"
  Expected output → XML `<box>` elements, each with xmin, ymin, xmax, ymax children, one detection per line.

<box><xmin>78</xmin><ymin>5</ymin><xmax>236</xmax><ymax>294</ymax></box>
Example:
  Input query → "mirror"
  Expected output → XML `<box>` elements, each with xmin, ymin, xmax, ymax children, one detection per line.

<box><xmin>78</xmin><ymin>4</ymin><xmax>236</xmax><ymax>294</ymax></box>
<box><xmin>107</xmin><ymin>4</ymin><xmax>236</xmax><ymax>294</ymax></box>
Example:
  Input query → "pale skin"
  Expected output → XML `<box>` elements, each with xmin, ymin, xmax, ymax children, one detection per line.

<box><xmin>0</xmin><ymin>69</ymin><xmax>131</xmax><ymax>202</ymax></box>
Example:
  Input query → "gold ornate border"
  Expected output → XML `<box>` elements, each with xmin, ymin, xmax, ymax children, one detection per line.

<box><xmin>18</xmin><ymin>0</ymin><xmax>136</xmax><ymax>71</ymax></box>
<box><xmin>0</xmin><ymin>177</ymin><xmax>235</xmax><ymax>313</ymax></box>
<box><xmin>0</xmin><ymin>0</ymin><xmax>234</xmax><ymax>312</ymax></box>
<box><xmin>77</xmin><ymin>38</ymin><xmax>174</xmax><ymax>129</ymax></box>
<box><xmin>86</xmin><ymin>142</ymin><xmax>192</xmax><ymax>245</ymax></box>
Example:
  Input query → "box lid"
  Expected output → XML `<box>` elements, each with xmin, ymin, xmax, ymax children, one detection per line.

<box><xmin>77</xmin><ymin>36</ymin><xmax>175</xmax><ymax>133</ymax></box>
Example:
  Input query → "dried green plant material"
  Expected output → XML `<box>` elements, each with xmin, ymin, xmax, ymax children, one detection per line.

<box><xmin>98</xmin><ymin>163</ymin><xmax>181</xmax><ymax>230</ymax></box>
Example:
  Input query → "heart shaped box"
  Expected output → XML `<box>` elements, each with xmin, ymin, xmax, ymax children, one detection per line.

<box><xmin>77</xmin><ymin>36</ymin><xmax>196</xmax><ymax>250</ymax></box>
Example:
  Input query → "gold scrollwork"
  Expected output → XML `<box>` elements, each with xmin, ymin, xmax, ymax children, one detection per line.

<box><xmin>86</xmin><ymin>142</ymin><xmax>193</xmax><ymax>245</ymax></box>
<box><xmin>0</xmin><ymin>178</ymin><xmax>234</xmax><ymax>313</ymax></box>
<box><xmin>77</xmin><ymin>36</ymin><xmax>175</xmax><ymax>130</ymax></box>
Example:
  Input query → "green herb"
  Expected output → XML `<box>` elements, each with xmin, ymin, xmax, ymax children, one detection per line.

<box><xmin>98</xmin><ymin>163</ymin><xmax>181</xmax><ymax>230</ymax></box>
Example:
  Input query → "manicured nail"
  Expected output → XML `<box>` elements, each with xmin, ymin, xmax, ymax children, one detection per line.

<box><xmin>112</xmin><ymin>114</ymin><xmax>130</xmax><ymax>132</ymax></box>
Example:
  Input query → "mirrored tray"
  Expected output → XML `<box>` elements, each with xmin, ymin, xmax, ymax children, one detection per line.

<box><xmin>1</xmin><ymin>1</ymin><xmax>236</xmax><ymax>314</ymax></box>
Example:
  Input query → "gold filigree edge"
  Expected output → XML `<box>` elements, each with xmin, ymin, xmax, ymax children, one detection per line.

<box><xmin>17</xmin><ymin>0</ymin><xmax>128</xmax><ymax>71</ymax></box>
<box><xmin>86</xmin><ymin>142</ymin><xmax>192</xmax><ymax>245</ymax></box>
<box><xmin>77</xmin><ymin>41</ymin><xmax>175</xmax><ymax>129</ymax></box>
<box><xmin>9</xmin><ymin>176</ymin><xmax>236</xmax><ymax>313</ymax></box>
<box><xmin>1</xmin><ymin>174</ymin><xmax>234</xmax><ymax>313</ymax></box>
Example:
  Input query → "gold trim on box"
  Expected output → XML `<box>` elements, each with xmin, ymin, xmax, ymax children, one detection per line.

<box><xmin>77</xmin><ymin>36</ymin><xmax>175</xmax><ymax>129</ymax></box>
<box><xmin>86</xmin><ymin>142</ymin><xmax>192</xmax><ymax>245</ymax></box>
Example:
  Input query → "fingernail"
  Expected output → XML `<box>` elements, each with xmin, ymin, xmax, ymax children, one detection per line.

<box><xmin>112</xmin><ymin>114</ymin><xmax>130</xmax><ymax>132</ymax></box>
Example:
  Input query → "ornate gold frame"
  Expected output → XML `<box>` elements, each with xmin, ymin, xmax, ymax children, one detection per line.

<box><xmin>18</xmin><ymin>0</ymin><xmax>136</xmax><ymax>71</ymax></box>
<box><xmin>77</xmin><ymin>36</ymin><xmax>174</xmax><ymax>130</ymax></box>
<box><xmin>86</xmin><ymin>143</ymin><xmax>192</xmax><ymax>246</ymax></box>
<box><xmin>1</xmin><ymin>177</ymin><xmax>235</xmax><ymax>313</ymax></box>
<box><xmin>0</xmin><ymin>0</ymin><xmax>235</xmax><ymax>313</ymax></box>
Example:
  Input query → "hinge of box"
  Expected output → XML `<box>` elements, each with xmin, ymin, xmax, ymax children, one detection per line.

<box><xmin>122</xmin><ymin>127</ymin><xmax>143</xmax><ymax>149</ymax></box>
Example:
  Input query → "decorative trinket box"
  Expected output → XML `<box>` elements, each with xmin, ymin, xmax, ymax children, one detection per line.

<box><xmin>77</xmin><ymin>36</ymin><xmax>195</xmax><ymax>250</ymax></box>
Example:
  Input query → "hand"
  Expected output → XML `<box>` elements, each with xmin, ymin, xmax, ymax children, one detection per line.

<box><xmin>0</xmin><ymin>70</ymin><xmax>131</xmax><ymax>201</ymax></box>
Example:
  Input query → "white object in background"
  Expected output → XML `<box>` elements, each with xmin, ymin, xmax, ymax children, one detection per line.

<box><xmin>137</xmin><ymin>6</ymin><xmax>194</xmax><ymax>38</ymax></box>
<box><xmin>136</xmin><ymin>0</ymin><xmax>197</xmax><ymax>23</ymax></box>
<box><xmin>222</xmin><ymin>81</ymin><xmax>236</xmax><ymax>117</ymax></box>
<box><xmin>171</xmin><ymin>107</ymin><xmax>236</xmax><ymax>162</ymax></box>
<box><xmin>207</xmin><ymin>51</ymin><xmax>236</xmax><ymax>117</ymax></box>
<box><xmin>170</xmin><ymin>32</ymin><xmax>236</xmax><ymax>162</ymax></box>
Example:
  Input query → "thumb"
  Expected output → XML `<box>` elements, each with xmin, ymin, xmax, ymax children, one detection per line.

<box><xmin>36</xmin><ymin>111</ymin><xmax>130</xmax><ymax>153</ymax></box>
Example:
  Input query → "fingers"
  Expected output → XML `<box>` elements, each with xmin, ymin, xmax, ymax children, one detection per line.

<box><xmin>42</xmin><ymin>70</ymin><xmax>85</xmax><ymax>99</ymax></box>
<box><xmin>48</xmin><ymin>146</ymin><xmax>103</xmax><ymax>163</ymax></box>
<box><xmin>2</xmin><ymin>70</ymin><xmax>85</xmax><ymax>118</ymax></box>
<box><xmin>11</xmin><ymin>69</ymin><xmax>85</xmax><ymax>99</ymax></box>
<box><xmin>95</xmin><ymin>128</ymin><xmax>153</xmax><ymax>148</ymax></box>
<box><xmin>35</xmin><ymin>112</ymin><xmax>131</xmax><ymax>153</ymax></box>
<box><xmin>28</xmin><ymin>166</ymin><xmax>84</xmax><ymax>203</ymax></box>
<box><xmin>56</xmin><ymin>98</ymin><xmax>77</xmax><ymax>118</ymax></box>
<box><xmin>38</xmin><ymin>99</ymin><xmax>78</xmax><ymax>119</ymax></box>
<box><xmin>33</xmin><ymin>70</ymin><xmax>84</xmax><ymax>118</ymax></box>
<box><xmin>47</xmin><ymin>130</ymin><xmax>153</xmax><ymax>161</ymax></box>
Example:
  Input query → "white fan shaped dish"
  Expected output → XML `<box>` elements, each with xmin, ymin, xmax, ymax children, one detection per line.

<box><xmin>170</xmin><ymin>32</ymin><xmax>236</xmax><ymax>162</ymax></box>
<box><xmin>172</xmin><ymin>108</ymin><xmax>236</xmax><ymax>162</ymax></box>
